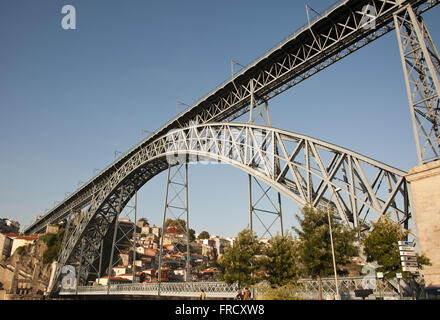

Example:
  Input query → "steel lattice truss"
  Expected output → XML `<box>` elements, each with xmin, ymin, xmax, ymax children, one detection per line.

<box><xmin>394</xmin><ymin>5</ymin><xmax>440</xmax><ymax>164</ymax></box>
<box><xmin>24</xmin><ymin>0</ymin><xmax>439</xmax><ymax>237</ymax></box>
<box><xmin>48</xmin><ymin>123</ymin><xmax>411</xmax><ymax>292</ymax></box>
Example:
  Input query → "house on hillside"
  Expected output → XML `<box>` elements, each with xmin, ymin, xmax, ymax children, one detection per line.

<box><xmin>10</xmin><ymin>235</ymin><xmax>38</xmax><ymax>256</ymax></box>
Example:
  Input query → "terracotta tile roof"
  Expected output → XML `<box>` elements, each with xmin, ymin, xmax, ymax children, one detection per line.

<box><xmin>3</xmin><ymin>233</ymin><xmax>17</xmax><ymax>238</ymax></box>
<box><xmin>13</xmin><ymin>235</ymin><xmax>38</xmax><ymax>241</ymax></box>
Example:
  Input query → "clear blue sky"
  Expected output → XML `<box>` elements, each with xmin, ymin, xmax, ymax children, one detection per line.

<box><xmin>1</xmin><ymin>0</ymin><xmax>439</xmax><ymax>237</ymax></box>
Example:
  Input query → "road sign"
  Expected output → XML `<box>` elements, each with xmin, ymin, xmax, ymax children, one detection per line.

<box><xmin>399</xmin><ymin>245</ymin><xmax>415</xmax><ymax>251</ymax></box>
<box><xmin>398</xmin><ymin>241</ymin><xmax>415</xmax><ymax>246</ymax></box>
<box><xmin>401</xmin><ymin>261</ymin><xmax>418</xmax><ymax>267</ymax></box>
<box><xmin>403</xmin><ymin>267</ymin><xmax>419</xmax><ymax>273</ymax></box>
<box><xmin>401</xmin><ymin>256</ymin><xmax>417</xmax><ymax>262</ymax></box>
<box><xmin>399</xmin><ymin>251</ymin><xmax>417</xmax><ymax>256</ymax></box>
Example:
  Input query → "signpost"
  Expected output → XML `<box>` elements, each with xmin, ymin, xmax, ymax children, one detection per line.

<box><xmin>398</xmin><ymin>241</ymin><xmax>419</xmax><ymax>300</ymax></box>
<box><xmin>395</xmin><ymin>273</ymin><xmax>403</xmax><ymax>300</ymax></box>
<box><xmin>398</xmin><ymin>241</ymin><xmax>419</xmax><ymax>275</ymax></box>
<box><xmin>376</xmin><ymin>272</ymin><xmax>384</xmax><ymax>300</ymax></box>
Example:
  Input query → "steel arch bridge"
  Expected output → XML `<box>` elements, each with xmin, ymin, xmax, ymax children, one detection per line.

<box><xmin>21</xmin><ymin>0</ymin><xmax>440</xmax><ymax>295</ymax></box>
<box><xmin>51</xmin><ymin>123</ymin><xmax>410</xmax><ymax>291</ymax></box>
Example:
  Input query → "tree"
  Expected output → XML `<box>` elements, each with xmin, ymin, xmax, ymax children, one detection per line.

<box><xmin>164</xmin><ymin>218</ymin><xmax>187</xmax><ymax>233</ymax></box>
<box><xmin>293</xmin><ymin>205</ymin><xmax>358</xmax><ymax>299</ymax></box>
<box><xmin>218</xmin><ymin>229</ymin><xmax>262</xmax><ymax>287</ymax></box>
<box><xmin>137</xmin><ymin>218</ymin><xmax>149</xmax><ymax>226</ymax></box>
<box><xmin>362</xmin><ymin>214</ymin><xmax>431</xmax><ymax>279</ymax></box>
<box><xmin>164</xmin><ymin>218</ymin><xmax>195</xmax><ymax>241</ymax></box>
<box><xmin>264</xmin><ymin>233</ymin><xmax>301</xmax><ymax>286</ymax></box>
<box><xmin>42</xmin><ymin>229</ymin><xmax>65</xmax><ymax>264</ymax></box>
<box><xmin>198</xmin><ymin>231</ymin><xmax>210</xmax><ymax>239</ymax></box>
<box><xmin>188</xmin><ymin>228</ymin><xmax>196</xmax><ymax>242</ymax></box>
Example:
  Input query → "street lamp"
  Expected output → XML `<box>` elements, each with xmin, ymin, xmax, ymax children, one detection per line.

<box><xmin>327</xmin><ymin>187</ymin><xmax>342</xmax><ymax>300</ymax></box>
<box><xmin>177</xmin><ymin>101</ymin><xmax>189</xmax><ymax>115</ymax></box>
<box><xmin>141</xmin><ymin>129</ymin><xmax>151</xmax><ymax>137</ymax></box>
<box><xmin>231</xmin><ymin>60</ymin><xmax>245</xmax><ymax>78</ymax></box>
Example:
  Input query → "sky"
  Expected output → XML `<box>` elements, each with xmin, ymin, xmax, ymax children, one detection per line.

<box><xmin>0</xmin><ymin>0</ymin><xmax>439</xmax><ymax>237</ymax></box>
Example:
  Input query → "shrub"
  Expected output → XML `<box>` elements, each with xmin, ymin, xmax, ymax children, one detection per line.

<box><xmin>42</xmin><ymin>230</ymin><xmax>64</xmax><ymax>264</ymax></box>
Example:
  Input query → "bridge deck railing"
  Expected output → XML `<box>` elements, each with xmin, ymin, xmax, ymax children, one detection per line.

<box><xmin>59</xmin><ymin>277</ymin><xmax>406</xmax><ymax>299</ymax></box>
<box><xmin>60</xmin><ymin>281</ymin><xmax>240</xmax><ymax>298</ymax></box>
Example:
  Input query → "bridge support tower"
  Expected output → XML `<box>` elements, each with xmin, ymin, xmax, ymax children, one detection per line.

<box><xmin>395</xmin><ymin>4</ymin><xmax>440</xmax><ymax>287</ymax></box>
<box><xmin>247</xmin><ymin>82</ymin><xmax>284</xmax><ymax>239</ymax></box>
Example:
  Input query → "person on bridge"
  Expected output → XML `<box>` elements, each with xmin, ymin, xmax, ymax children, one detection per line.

<box><xmin>243</xmin><ymin>288</ymin><xmax>251</xmax><ymax>300</ymax></box>
<box><xmin>235</xmin><ymin>288</ymin><xmax>243</xmax><ymax>300</ymax></box>
<box><xmin>199</xmin><ymin>289</ymin><xmax>206</xmax><ymax>300</ymax></box>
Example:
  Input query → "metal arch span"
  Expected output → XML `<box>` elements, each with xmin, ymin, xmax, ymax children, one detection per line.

<box><xmin>25</xmin><ymin>0</ymin><xmax>440</xmax><ymax>236</ymax></box>
<box><xmin>50</xmin><ymin>123</ymin><xmax>411</xmax><ymax>292</ymax></box>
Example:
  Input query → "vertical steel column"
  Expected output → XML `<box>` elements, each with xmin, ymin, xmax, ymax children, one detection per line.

<box><xmin>277</xmin><ymin>192</ymin><xmax>284</xmax><ymax>237</ymax></box>
<box><xmin>157</xmin><ymin>167</ymin><xmax>171</xmax><ymax>296</ymax></box>
<box><xmin>248</xmin><ymin>176</ymin><xmax>284</xmax><ymax>239</ymax></box>
<box><xmin>97</xmin><ymin>239</ymin><xmax>104</xmax><ymax>285</ymax></box>
<box><xmin>132</xmin><ymin>191</ymin><xmax>137</xmax><ymax>283</ymax></box>
<box><xmin>158</xmin><ymin>163</ymin><xmax>190</xmax><ymax>292</ymax></box>
<box><xmin>107</xmin><ymin>186</ymin><xmax>125</xmax><ymax>295</ymax></box>
<box><xmin>60</xmin><ymin>210</ymin><xmax>73</xmax><ymax>252</ymax></box>
<box><xmin>249</xmin><ymin>79</ymin><xmax>255</xmax><ymax>124</ymax></box>
<box><xmin>185</xmin><ymin>163</ymin><xmax>190</xmax><ymax>282</ymax></box>
<box><xmin>394</xmin><ymin>6</ymin><xmax>440</xmax><ymax>164</ymax></box>
<box><xmin>75</xmin><ymin>239</ymin><xmax>84</xmax><ymax>294</ymax></box>
<box><xmin>247</xmin><ymin>81</ymin><xmax>284</xmax><ymax>238</ymax></box>
<box><xmin>248</xmin><ymin>174</ymin><xmax>253</xmax><ymax>231</ymax></box>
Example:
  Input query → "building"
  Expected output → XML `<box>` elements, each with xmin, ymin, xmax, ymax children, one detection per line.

<box><xmin>141</xmin><ymin>225</ymin><xmax>151</xmax><ymax>235</ymax></box>
<box><xmin>0</xmin><ymin>233</ymin><xmax>14</xmax><ymax>260</ymax></box>
<box><xmin>44</xmin><ymin>224</ymin><xmax>59</xmax><ymax>234</ymax></box>
<box><xmin>171</xmin><ymin>268</ymin><xmax>187</xmax><ymax>281</ymax></box>
<box><xmin>112</xmin><ymin>265</ymin><xmax>132</xmax><ymax>277</ymax></box>
<box><xmin>151</xmin><ymin>225</ymin><xmax>160</xmax><ymax>238</ymax></box>
<box><xmin>0</xmin><ymin>219</ymin><xmax>20</xmax><ymax>234</ymax></box>
<box><xmin>136</xmin><ymin>219</ymin><xmax>149</xmax><ymax>229</ymax></box>
<box><xmin>10</xmin><ymin>235</ymin><xmax>38</xmax><ymax>256</ymax></box>
<box><xmin>201</xmin><ymin>268</ymin><xmax>220</xmax><ymax>281</ymax></box>
<box><xmin>95</xmin><ymin>276</ymin><xmax>131</xmax><ymax>286</ymax></box>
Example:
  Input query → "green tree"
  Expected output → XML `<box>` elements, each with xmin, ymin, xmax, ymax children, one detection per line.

<box><xmin>188</xmin><ymin>228</ymin><xmax>196</xmax><ymax>242</ymax></box>
<box><xmin>218</xmin><ymin>229</ymin><xmax>262</xmax><ymax>287</ymax></box>
<box><xmin>264</xmin><ymin>233</ymin><xmax>301</xmax><ymax>286</ymax></box>
<box><xmin>362</xmin><ymin>214</ymin><xmax>431</xmax><ymax>279</ymax></box>
<box><xmin>293</xmin><ymin>205</ymin><xmax>358</xmax><ymax>299</ymax></box>
<box><xmin>42</xmin><ymin>229</ymin><xmax>65</xmax><ymax>264</ymax></box>
<box><xmin>137</xmin><ymin>218</ymin><xmax>149</xmax><ymax>226</ymax></box>
<box><xmin>198</xmin><ymin>231</ymin><xmax>210</xmax><ymax>239</ymax></box>
<box><xmin>164</xmin><ymin>218</ymin><xmax>195</xmax><ymax>242</ymax></box>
